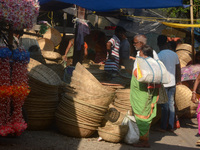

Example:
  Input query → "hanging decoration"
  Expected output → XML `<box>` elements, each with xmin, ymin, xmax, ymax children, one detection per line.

<box><xmin>0</xmin><ymin>43</ymin><xmax>30</xmax><ymax>136</ymax></box>
<box><xmin>0</xmin><ymin>0</ymin><xmax>40</xmax><ymax>30</ymax></box>
<box><xmin>0</xmin><ymin>0</ymin><xmax>38</xmax><ymax>136</ymax></box>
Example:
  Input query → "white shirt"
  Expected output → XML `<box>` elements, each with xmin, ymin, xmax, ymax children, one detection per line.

<box><xmin>133</xmin><ymin>50</ymin><xmax>159</xmax><ymax>71</ymax></box>
<box><xmin>158</xmin><ymin>49</ymin><xmax>179</xmax><ymax>87</ymax></box>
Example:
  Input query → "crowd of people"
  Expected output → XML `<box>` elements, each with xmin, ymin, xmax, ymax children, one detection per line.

<box><xmin>63</xmin><ymin>26</ymin><xmax>199</xmax><ymax>148</ymax></box>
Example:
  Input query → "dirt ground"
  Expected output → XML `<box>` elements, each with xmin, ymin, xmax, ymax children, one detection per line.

<box><xmin>0</xmin><ymin>117</ymin><xmax>200</xmax><ymax>150</ymax></box>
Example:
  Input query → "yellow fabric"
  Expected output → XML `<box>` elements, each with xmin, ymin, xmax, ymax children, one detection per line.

<box><xmin>137</xmin><ymin>63</ymin><xmax>143</xmax><ymax>80</ymax></box>
<box><xmin>162</xmin><ymin>22</ymin><xmax>200</xmax><ymax>28</ymax></box>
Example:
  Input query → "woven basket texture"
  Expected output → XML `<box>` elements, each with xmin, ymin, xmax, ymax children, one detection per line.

<box><xmin>55</xmin><ymin>119</ymin><xmax>96</xmax><ymax>138</ymax></box>
<box><xmin>75</xmin><ymin>62</ymin><xmax>113</xmax><ymax>91</ymax></box>
<box><xmin>43</xmin><ymin>27</ymin><xmax>62</xmax><ymax>47</ymax></box>
<box><xmin>60</xmin><ymin>98</ymin><xmax>105</xmax><ymax>117</ymax></box>
<box><xmin>98</xmin><ymin>124</ymin><xmax>128</xmax><ymax>143</ymax></box>
<box><xmin>27</xmin><ymin>118</ymin><xmax>54</xmax><ymax>130</ymax></box>
<box><xmin>176</xmin><ymin>51</ymin><xmax>192</xmax><ymax>64</ymax></box>
<box><xmin>28</xmin><ymin>58</ymin><xmax>61</xmax><ymax>86</ymax></box>
<box><xmin>72</xmin><ymin>69</ymin><xmax>114</xmax><ymax>94</ymax></box>
<box><xmin>37</xmin><ymin>38</ymin><xmax>55</xmax><ymax>51</ymax></box>
<box><xmin>41</xmin><ymin>51</ymin><xmax>62</xmax><ymax>60</ymax></box>
<box><xmin>70</xmin><ymin>77</ymin><xmax>114</xmax><ymax>96</ymax></box>
<box><xmin>56</xmin><ymin>104</ymin><xmax>103</xmax><ymax>125</ymax></box>
<box><xmin>63</xmin><ymin>95</ymin><xmax>108</xmax><ymax>114</ymax></box>
<box><xmin>115</xmin><ymin>88</ymin><xmax>131</xmax><ymax>93</ymax></box>
<box><xmin>182</xmin><ymin>103</ymin><xmax>198</xmax><ymax>118</ymax></box>
<box><xmin>176</xmin><ymin>43</ymin><xmax>194</xmax><ymax>54</ymax></box>
<box><xmin>44</xmin><ymin>64</ymin><xmax>64</xmax><ymax>80</ymax></box>
<box><xmin>175</xmin><ymin>85</ymin><xmax>196</xmax><ymax>111</ymax></box>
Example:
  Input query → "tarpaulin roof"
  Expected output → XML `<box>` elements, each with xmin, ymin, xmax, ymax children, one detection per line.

<box><xmin>39</xmin><ymin>0</ymin><xmax>184</xmax><ymax>11</ymax></box>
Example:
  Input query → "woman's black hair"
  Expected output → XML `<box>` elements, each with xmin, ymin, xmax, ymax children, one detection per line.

<box><xmin>141</xmin><ymin>45</ymin><xmax>153</xmax><ymax>58</ymax></box>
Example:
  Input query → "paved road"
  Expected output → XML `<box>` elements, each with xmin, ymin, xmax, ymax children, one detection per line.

<box><xmin>0</xmin><ymin>118</ymin><xmax>199</xmax><ymax>150</ymax></box>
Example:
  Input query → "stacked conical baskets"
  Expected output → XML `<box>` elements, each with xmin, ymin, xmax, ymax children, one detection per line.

<box><xmin>24</xmin><ymin>58</ymin><xmax>62</xmax><ymax>130</ymax></box>
<box><xmin>55</xmin><ymin>62</ymin><xmax>115</xmax><ymax>138</ymax></box>
<box><xmin>113</xmin><ymin>89</ymin><xmax>132</xmax><ymax>114</ymax></box>
<box><xmin>176</xmin><ymin>44</ymin><xmax>194</xmax><ymax>68</ymax></box>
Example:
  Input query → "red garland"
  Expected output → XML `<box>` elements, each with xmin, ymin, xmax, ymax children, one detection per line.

<box><xmin>0</xmin><ymin>46</ymin><xmax>30</xmax><ymax>136</ymax></box>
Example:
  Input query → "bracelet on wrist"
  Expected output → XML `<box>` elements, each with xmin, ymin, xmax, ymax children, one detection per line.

<box><xmin>192</xmin><ymin>91</ymin><xmax>196</xmax><ymax>94</ymax></box>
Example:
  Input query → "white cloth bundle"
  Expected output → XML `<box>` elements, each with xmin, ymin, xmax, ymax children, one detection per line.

<box><xmin>136</xmin><ymin>56</ymin><xmax>171</xmax><ymax>84</ymax></box>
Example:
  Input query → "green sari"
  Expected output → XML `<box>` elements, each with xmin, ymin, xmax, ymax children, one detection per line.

<box><xmin>130</xmin><ymin>75</ymin><xmax>159</xmax><ymax>140</ymax></box>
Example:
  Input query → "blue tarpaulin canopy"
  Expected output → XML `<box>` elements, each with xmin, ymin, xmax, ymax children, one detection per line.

<box><xmin>39</xmin><ymin>0</ymin><xmax>184</xmax><ymax>11</ymax></box>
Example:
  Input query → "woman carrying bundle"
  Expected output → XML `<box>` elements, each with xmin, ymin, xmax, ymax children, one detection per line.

<box><xmin>130</xmin><ymin>45</ymin><xmax>160</xmax><ymax>148</ymax></box>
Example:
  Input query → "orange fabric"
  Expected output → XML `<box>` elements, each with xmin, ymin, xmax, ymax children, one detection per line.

<box><xmin>84</xmin><ymin>42</ymin><xmax>88</xmax><ymax>49</ymax></box>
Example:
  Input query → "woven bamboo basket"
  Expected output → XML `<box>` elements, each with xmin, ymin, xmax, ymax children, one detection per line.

<box><xmin>60</xmin><ymin>97</ymin><xmax>105</xmax><ymax>117</ymax></box>
<box><xmin>182</xmin><ymin>103</ymin><xmax>198</xmax><ymax>118</ymax></box>
<box><xmin>37</xmin><ymin>38</ymin><xmax>55</xmax><ymax>51</ymax></box>
<box><xmin>41</xmin><ymin>51</ymin><xmax>62</xmax><ymax>60</ymax></box>
<box><xmin>45</xmin><ymin>59</ymin><xmax>59</xmax><ymax>64</ymax></box>
<box><xmin>70</xmin><ymin>77</ymin><xmax>114</xmax><ymax>96</ymax></box>
<box><xmin>76</xmin><ymin>94</ymin><xmax>114</xmax><ymax>107</ymax></box>
<box><xmin>56</xmin><ymin>104</ymin><xmax>102</xmax><ymax>125</ymax></box>
<box><xmin>98</xmin><ymin>124</ymin><xmax>128</xmax><ymax>143</ymax></box>
<box><xmin>115</xmin><ymin>88</ymin><xmax>131</xmax><ymax>93</ymax></box>
<box><xmin>44</xmin><ymin>64</ymin><xmax>64</xmax><ymax>80</ymax></box>
<box><xmin>43</xmin><ymin>27</ymin><xmax>62</xmax><ymax>47</ymax></box>
<box><xmin>56</xmin><ymin>119</ymin><xmax>96</xmax><ymax>138</ymax></box>
<box><xmin>176</xmin><ymin>44</ymin><xmax>194</xmax><ymax>54</ymax></box>
<box><xmin>72</xmin><ymin>70</ymin><xmax>114</xmax><ymax>94</ymax></box>
<box><xmin>179</xmin><ymin>59</ymin><xmax>187</xmax><ymax>68</ymax></box>
<box><xmin>104</xmin><ymin>108</ymin><xmax>126</xmax><ymax>125</ymax></box>
<box><xmin>175</xmin><ymin>85</ymin><xmax>197</xmax><ymax>111</ymax></box>
<box><xmin>75</xmin><ymin>62</ymin><xmax>112</xmax><ymax>90</ymax></box>
<box><xmin>176</xmin><ymin>51</ymin><xmax>192</xmax><ymax>65</ymax></box>
<box><xmin>28</xmin><ymin>58</ymin><xmax>61</xmax><ymax>86</ymax></box>
<box><xmin>55</xmin><ymin>113</ymin><xmax>97</xmax><ymax>138</ymax></box>
<box><xmin>63</xmin><ymin>95</ymin><xmax>108</xmax><ymax>114</ymax></box>
<box><xmin>27</xmin><ymin>117</ymin><xmax>54</xmax><ymax>130</ymax></box>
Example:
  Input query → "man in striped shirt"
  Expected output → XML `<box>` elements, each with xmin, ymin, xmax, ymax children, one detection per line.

<box><xmin>104</xmin><ymin>26</ymin><xmax>125</xmax><ymax>80</ymax></box>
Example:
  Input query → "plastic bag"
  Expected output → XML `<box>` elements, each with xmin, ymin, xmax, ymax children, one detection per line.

<box><xmin>122</xmin><ymin>114</ymin><xmax>140</xmax><ymax>144</ymax></box>
<box><xmin>137</xmin><ymin>56</ymin><xmax>170</xmax><ymax>84</ymax></box>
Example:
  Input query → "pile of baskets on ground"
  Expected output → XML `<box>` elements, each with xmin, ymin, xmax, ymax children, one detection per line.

<box><xmin>112</xmin><ymin>89</ymin><xmax>132</xmax><ymax>114</ymax></box>
<box><xmin>55</xmin><ymin>62</ymin><xmax>115</xmax><ymax>138</ymax></box>
<box><xmin>24</xmin><ymin>58</ymin><xmax>62</xmax><ymax>130</ymax></box>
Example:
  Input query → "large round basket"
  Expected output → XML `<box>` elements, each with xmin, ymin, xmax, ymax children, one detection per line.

<box><xmin>176</xmin><ymin>44</ymin><xmax>194</xmax><ymax>54</ymax></box>
<box><xmin>176</xmin><ymin>51</ymin><xmax>192</xmax><ymax>65</ymax></box>
<box><xmin>98</xmin><ymin>124</ymin><xmax>128</xmax><ymax>143</ymax></box>
<box><xmin>37</xmin><ymin>38</ymin><xmax>55</xmax><ymax>51</ymax></box>
<box><xmin>28</xmin><ymin>58</ymin><xmax>61</xmax><ymax>86</ymax></box>
<box><xmin>41</xmin><ymin>51</ymin><xmax>62</xmax><ymax>60</ymax></box>
<box><xmin>43</xmin><ymin>27</ymin><xmax>62</xmax><ymax>47</ymax></box>
<box><xmin>55</xmin><ymin>113</ymin><xmax>97</xmax><ymax>138</ymax></box>
<box><xmin>175</xmin><ymin>85</ymin><xmax>196</xmax><ymax>111</ymax></box>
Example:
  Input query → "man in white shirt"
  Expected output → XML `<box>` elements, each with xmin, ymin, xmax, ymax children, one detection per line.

<box><xmin>132</xmin><ymin>34</ymin><xmax>159</xmax><ymax>71</ymax></box>
<box><xmin>157</xmin><ymin>35</ymin><xmax>181</xmax><ymax>132</ymax></box>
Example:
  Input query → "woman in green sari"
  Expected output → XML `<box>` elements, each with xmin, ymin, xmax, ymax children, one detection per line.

<box><xmin>130</xmin><ymin>45</ymin><xmax>160</xmax><ymax>148</ymax></box>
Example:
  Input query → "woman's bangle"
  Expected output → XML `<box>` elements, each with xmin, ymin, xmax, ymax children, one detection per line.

<box><xmin>192</xmin><ymin>91</ymin><xmax>196</xmax><ymax>94</ymax></box>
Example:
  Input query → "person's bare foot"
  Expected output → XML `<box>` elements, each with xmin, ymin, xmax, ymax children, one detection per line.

<box><xmin>133</xmin><ymin>140</ymin><xmax>150</xmax><ymax>148</ymax></box>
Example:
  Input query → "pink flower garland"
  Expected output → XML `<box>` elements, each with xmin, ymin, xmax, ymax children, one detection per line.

<box><xmin>0</xmin><ymin>0</ymin><xmax>40</xmax><ymax>30</ymax></box>
<box><xmin>0</xmin><ymin>45</ymin><xmax>30</xmax><ymax>136</ymax></box>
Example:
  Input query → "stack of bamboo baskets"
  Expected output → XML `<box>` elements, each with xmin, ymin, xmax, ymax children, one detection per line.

<box><xmin>112</xmin><ymin>89</ymin><xmax>132</xmax><ymax>114</ymax></box>
<box><xmin>55</xmin><ymin>62</ymin><xmax>115</xmax><ymax>138</ymax></box>
<box><xmin>24</xmin><ymin>58</ymin><xmax>61</xmax><ymax>130</ymax></box>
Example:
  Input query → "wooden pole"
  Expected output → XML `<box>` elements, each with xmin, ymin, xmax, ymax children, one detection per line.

<box><xmin>190</xmin><ymin>0</ymin><xmax>195</xmax><ymax>64</ymax></box>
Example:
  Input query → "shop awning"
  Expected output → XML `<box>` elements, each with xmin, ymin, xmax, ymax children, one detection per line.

<box><xmin>39</xmin><ymin>0</ymin><xmax>184</xmax><ymax>11</ymax></box>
